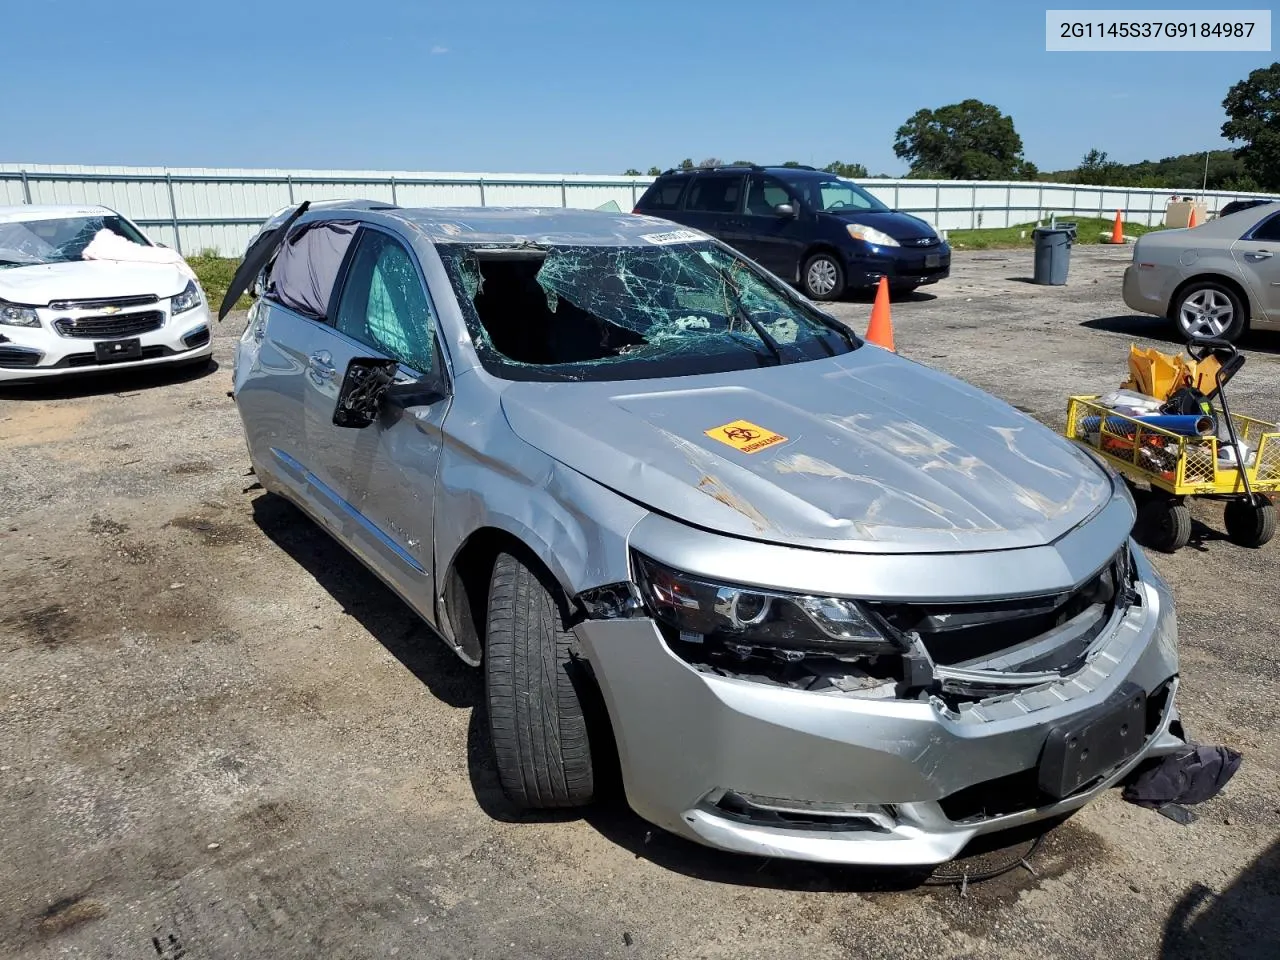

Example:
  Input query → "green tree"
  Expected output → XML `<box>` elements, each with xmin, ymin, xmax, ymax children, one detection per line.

<box><xmin>623</xmin><ymin>168</ymin><xmax>642</xmax><ymax>176</ymax></box>
<box><xmin>1222</xmin><ymin>62</ymin><xmax>1280</xmax><ymax>190</ymax></box>
<box><xmin>678</xmin><ymin>158</ymin><xmax>695</xmax><ymax>170</ymax></box>
<box><xmin>1075</xmin><ymin>149</ymin><xmax>1121</xmax><ymax>186</ymax></box>
<box><xmin>698</xmin><ymin>157</ymin><xmax>723</xmax><ymax>168</ymax></box>
<box><xmin>646</xmin><ymin>166</ymin><xmax>662</xmax><ymax>176</ymax></box>
<box><xmin>894</xmin><ymin>99</ymin><xmax>1032</xmax><ymax>180</ymax></box>
<box><xmin>822</xmin><ymin>161</ymin><xmax>868</xmax><ymax>178</ymax></box>
<box><xmin>780</xmin><ymin>161</ymin><xmax>805</xmax><ymax>168</ymax></box>
<box><xmin>728</xmin><ymin>159</ymin><xmax>755</xmax><ymax>166</ymax></box>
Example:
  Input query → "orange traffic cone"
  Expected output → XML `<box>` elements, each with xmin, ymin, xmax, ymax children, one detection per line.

<box><xmin>865</xmin><ymin>276</ymin><xmax>894</xmax><ymax>351</ymax></box>
<box><xmin>1110</xmin><ymin>209</ymin><xmax>1124</xmax><ymax>244</ymax></box>
<box><xmin>1188</xmin><ymin>206</ymin><xmax>1199</xmax><ymax>228</ymax></box>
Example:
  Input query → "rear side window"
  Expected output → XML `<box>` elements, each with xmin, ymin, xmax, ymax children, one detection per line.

<box><xmin>266</xmin><ymin>220</ymin><xmax>359</xmax><ymax>319</ymax></box>
<box><xmin>1250</xmin><ymin>213</ymin><xmax>1280</xmax><ymax>243</ymax></box>
<box><xmin>638</xmin><ymin>176</ymin><xmax>688</xmax><ymax>211</ymax></box>
<box><xmin>685</xmin><ymin>174</ymin><xmax>744</xmax><ymax>214</ymax></box>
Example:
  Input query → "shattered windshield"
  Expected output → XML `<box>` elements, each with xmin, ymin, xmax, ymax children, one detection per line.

<box><xmin>437</xmin><ymin>239</ymin><xmax>858</xmax><ymax>382</ymax></box>
<box><xmin>0</xmin><ymin>216</ymin><xmax>149</xmax><ymax>267</ymax></box>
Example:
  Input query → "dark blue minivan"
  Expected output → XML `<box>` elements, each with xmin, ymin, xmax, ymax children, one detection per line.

<box><xmin>634</xmin><ymin>165</ymin><xmax>950</xmax><ymax>300</ymax></box>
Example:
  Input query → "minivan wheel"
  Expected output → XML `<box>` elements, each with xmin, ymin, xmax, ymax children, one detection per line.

<box><xmin>1173</xmin><ymin>281</ymin><xmax>1246</xmax><ymax>343</ymax></box>
<box><xmin>485</xmin><ymin>551</ymin><xmax>594</xmax><ymax>809</ymax></box>
<box><xmin>802</xmin><ymin>253</ymin><xmax>844</xmax><ymax>300</ymax></box>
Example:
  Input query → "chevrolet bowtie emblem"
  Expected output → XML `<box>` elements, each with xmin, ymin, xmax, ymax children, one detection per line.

<box><xmin>101</xmin><ymin>305</ymin><xmax>122</xmax><ymax>314</ymax></box>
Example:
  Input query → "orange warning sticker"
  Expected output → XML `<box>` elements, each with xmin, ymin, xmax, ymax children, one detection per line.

<box><xmin>704</xmin><ymin>420</ymin><xmax>788</xmax><ymax>454</ymax></box>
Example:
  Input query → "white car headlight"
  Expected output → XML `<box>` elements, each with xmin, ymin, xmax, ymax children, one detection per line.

<box><xmin>846</xmin><ymin>224</ymin><xmax>900</xmax><ymax>248</ymax></box>
<box><xmin>0</xmin><ymin>300</ymin><xmax>40</xmax><ymax>327</ymax></box>
<box><xmin>170</xmin><ymin>280</ymin><xmax>203</xmax><ymax>315</ymax></box>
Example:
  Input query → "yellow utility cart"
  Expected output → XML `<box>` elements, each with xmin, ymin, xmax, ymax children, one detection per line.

<box><xmin>1065</xmin><ymin>340</ymin><xmax>1279</xmax><ymax>552</ymax></box>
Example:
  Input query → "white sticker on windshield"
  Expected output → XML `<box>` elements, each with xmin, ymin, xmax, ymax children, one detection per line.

<box><xmin>639</xmin><ymin>229</ymin><xmax>703</xmax><ymax>245</ymax></box>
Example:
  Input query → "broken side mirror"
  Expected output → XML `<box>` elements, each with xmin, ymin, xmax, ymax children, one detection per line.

<box><xmin>774</xmin><ymin>203</ymin><xmax>796</xmax><ymax>218</ymax></box>
<box><xmin>333</xmin><ymin>357</ymin><xmax>399</xmax><ymax>428</ymax></box>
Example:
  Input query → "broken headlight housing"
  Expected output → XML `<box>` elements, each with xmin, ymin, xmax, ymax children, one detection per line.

<box><xmin>632</xmin><ymin>552</ymin><xmax>900</xmax><ymax>659</ymax></box>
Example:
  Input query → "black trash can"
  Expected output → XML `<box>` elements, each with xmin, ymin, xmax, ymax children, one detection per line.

<box><xmin>1032</xmin><ymin>226</ymin><xmax>1073</xmax><ymax>285</ymax></box>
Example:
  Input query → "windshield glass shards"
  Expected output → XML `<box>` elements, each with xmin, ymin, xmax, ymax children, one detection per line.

<box><xmin>0</xmin><ymin>216</ymin><xmax>150</xmax><ymax>268</ymax></box>
<box><xmin>437</xmin><ymin>240</ymin><xmax>858</xmax><ymax>382</ymax></box>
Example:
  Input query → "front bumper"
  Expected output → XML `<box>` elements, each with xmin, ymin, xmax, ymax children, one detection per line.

<box><xmin>576</xmin><ymin>547</ymin><xmax>1181</xmax><ymax>866</ymax></box>
<box><xmin>844</xmin><ymin>243</ymin><xmax>951</xmax><ymax>289</ymax></box>
<box><xmin>0</xmin><ymin>303</ymin><xmax>213</xmax><ymax>383</ymax></box>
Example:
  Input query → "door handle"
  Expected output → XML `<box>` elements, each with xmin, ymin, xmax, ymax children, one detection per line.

<box><xmin>307</xmin><ymin>351</ymin><xmax>336</xmax><ymax>383</ymax></box>
<box><xmin>1245</xmin><ymin>250</ymin><xmax>1273</xmax><ymax>260</ymax></box>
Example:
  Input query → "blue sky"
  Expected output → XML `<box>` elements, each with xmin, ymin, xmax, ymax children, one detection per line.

<box><xmin>3</xmin><ymin>0</ymin><xmax>1274</xmax><ymax>174</ymax></box>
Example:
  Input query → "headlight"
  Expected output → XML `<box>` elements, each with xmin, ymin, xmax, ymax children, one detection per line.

<box><xmin>0</xmin><ymin>300</ymin><xmax>40</xmax><ymax>327</ymax></box>
<box><xmin>632</xmin><ymin>553</ymin><xmax>900</xmax><ymax>659</ymax></box>
<box><xmin>170</xmin><ymin>280</ymin><xmax>203</xmax><ymax>315</ymax></box>
<box><xmin>846</xmin><ymin>224</ymin><xmax>900</xmax><ymax>248</ymax></box>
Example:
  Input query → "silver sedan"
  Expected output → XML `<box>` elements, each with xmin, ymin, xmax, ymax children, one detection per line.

<box><xmin>222</xmin><ymin>204</ymin><xmax>1183</xmax><ymax>866</ymax></box>
<box><xmin>1123</xmin><ymin>200</ymin><xmax>1280</xmax><ymax>343</ymax></box>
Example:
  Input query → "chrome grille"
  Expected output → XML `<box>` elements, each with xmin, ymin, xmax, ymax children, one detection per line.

<box><xmin>54</xmin><ymin>311</ymin><xmax>165</xmax><ymax>339</ymax></box>
<box><xmin>47</xmin><ymin>294</ymin><xmax>159</xmax><ymax>311</ymax></box>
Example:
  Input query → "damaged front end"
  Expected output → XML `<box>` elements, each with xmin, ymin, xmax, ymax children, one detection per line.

<box><xmin>571</xmin><ymin>528</ymin><xmax>1182</xmax><ymax>866</ymax></box>
<box><xmin>577</xmin><ymin>544</ymin><xmax>1140</xmax><ymax>706</ymax></box>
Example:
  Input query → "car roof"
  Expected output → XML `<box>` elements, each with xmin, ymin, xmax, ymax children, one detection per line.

<box><xmin>656</xmin><ymin>165</ymin><xmax>832</xmax><ymax>178</ymax></box>
<box><xmin>0</xmin><ymin>204</ymin><xmax>116</xmax><ymax>223</ymax></box>
<box><xmin>317</xmin><ymin>205</ymin><xmax>704</xmax><ymax>247</ymax></box>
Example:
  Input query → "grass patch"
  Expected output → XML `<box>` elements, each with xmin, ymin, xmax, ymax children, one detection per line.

<box><xmin>188</xmin><ymin>255</ymin><xmax>250</xmax><ymax>312</ymax></box>
<box><xmin>947</xmin><ymin>216</ymin><xmax>1166</xmax><ymax>250</ymax></box>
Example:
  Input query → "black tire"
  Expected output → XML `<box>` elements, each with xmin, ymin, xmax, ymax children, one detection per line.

<box><xmin>485</xmin><ymin>551</ymin><xmax>593</xmax><ymax>809</ymax></box>
<box><xmin>801</xmin><ymin>252</ymin><xmax>845</xmax><ymax>301</ymax></box>
<box><xmin>1223</xmin><ymin>498</ymin><xmax>1276</xmax><ymax>548</ymax></box>
<box><xmin>1138</xmin><ymin>498</ymin><xmax>1192</xmax><ymax>553</ymax></box>
<box><xmin>1170</xmin><ymin>280</ymin><xmax>1247</xmax><ymax>344</ymax></box>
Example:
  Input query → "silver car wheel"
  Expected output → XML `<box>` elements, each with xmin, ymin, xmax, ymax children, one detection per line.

<box><xmin>806</xmin><ymin>259</ymin><xmax>839</xmax><ymax>296</ymax></box>
<box><xmin>1178</xmin><ymin>288</ymin><xmax>1234</xmax><ymax>339</ymax></box>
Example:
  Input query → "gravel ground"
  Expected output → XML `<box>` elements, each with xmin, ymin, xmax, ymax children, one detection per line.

<box><xmin>1</xmin><ymin>246</ymin><xmax>1277</xmax><ymax>959</ymax></box>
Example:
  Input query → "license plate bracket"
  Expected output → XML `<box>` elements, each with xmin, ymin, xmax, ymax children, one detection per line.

<box><xmin>925</xmin><ymin>253</ymin><xmax>942</xmax><ymax>268</ymax></box>
<box><xmin>94</xmin><ymin>338</ymin><xmax>142</xmax><ymax>364</ymax></box>
<box><xmin>1037</xmin><ymin>682</ymin><xmax>1147</xmax><ymax>799</ymax></box>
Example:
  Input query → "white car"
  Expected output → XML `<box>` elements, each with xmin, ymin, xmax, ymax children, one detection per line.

<box><xmin>0</xmin><ymin>205</ymin><xmax>213</xmax><ymax>382</ymax></box>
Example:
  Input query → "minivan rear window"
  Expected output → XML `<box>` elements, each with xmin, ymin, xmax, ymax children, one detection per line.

<box><xmin>685</xmin><ymin>175</ymin><xmax>743</xmax><ymax>214</ymax></box>
<box><xmin>639</xmin><ymin>177</ymin><xmax>688</xmax><ymax>211</ymax></box>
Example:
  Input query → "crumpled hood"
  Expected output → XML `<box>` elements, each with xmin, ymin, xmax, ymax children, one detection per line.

<box><xmin>0</xmin><ymin>260</ymin><xmax>189</xmax><ymax>306</ymax></box>
<box><xmin>499</xmin><ymin>349</ymin><xmax>1114</xmax><ymax>553</ymax></box>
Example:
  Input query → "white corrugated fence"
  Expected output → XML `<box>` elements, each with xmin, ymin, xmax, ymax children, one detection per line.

<box><xmin>2</xmin><ymin>162</ymin><xmax>1276</xmax><ymax>256</ymax></box>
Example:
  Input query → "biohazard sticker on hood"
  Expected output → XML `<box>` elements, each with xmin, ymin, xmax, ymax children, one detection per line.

<box><xmin>705</xmin><ymin>420</ymin><xmax>788</xmax><ymax>454</ymax></box>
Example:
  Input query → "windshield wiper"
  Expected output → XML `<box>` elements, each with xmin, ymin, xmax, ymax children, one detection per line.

<box><xmin>716</xmin><ymin>267</ymin><xmax>783</xmax><ymax>366</ymax></box>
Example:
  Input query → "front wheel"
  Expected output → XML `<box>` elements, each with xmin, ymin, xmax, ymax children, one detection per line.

<box><xmin>1172</xmin><ymin>281</ymin><xmax>1246</xmax><ymax>343</ymax></box>
<box><xmin>485</xmin><ymin>551</ymin><xmax>594</xmax><ymax>809</ymax></box>
<box><xmin>802</xmin><ymin>252</ymin><xmax>845</xmax><ymax>301</ymax></box>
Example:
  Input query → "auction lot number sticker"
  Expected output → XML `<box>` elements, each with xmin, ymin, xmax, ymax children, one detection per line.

<box><xmin>1046</xmin><ymin>10</ymin><xmax>1271</xmax><ymax>50</ymax></box>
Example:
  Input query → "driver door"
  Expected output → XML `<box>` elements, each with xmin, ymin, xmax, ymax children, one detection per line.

<box><xmin>739</xmin><ymin>174</ymin><xmax>806</xmax><ymax>278</ymax></box>
<box><xmin>304</xmin><ymin>227</ymin><xmax>451</xmax><ymax>621</ymax></box>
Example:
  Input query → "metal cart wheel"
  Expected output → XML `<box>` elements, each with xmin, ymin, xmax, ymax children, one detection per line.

<box><xmin>1223</xmin><ymin>498</ymin><xmax>1277</xmax><ymax>548</ymax></box>
<box><xmin>1138</xmin><ymin>497</ymin><xmax>1192</xmax><ymax>553</ymax></box>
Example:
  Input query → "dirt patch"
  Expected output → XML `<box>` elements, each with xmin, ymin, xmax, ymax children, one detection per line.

<box><xmin>0</xmin><ymin>403</ymin><xmax>91</xmax><ymax>448</ymax></box>
<box><xmin>88</xmin><ymin>515</ymin><xmax>130</xmax><ymax>537</ymax></box>
<box><xmin>168</xmin><ymin>460</ymin><xmax>214</xmax><ymax>476</ymax></box>
<box><xmin>166</xmin><ymin>514</ymin><xmax>248</xmax><ymax>546</ymax></box>
<box><xmin>8</xmin><ymin>604</ymin><xmax>77</xmax><ymax>649</ymax></box>
<box><xmin>35</xmin><ymin>894</ymin><xmax>107</xmax><ymax>937</ymax></box>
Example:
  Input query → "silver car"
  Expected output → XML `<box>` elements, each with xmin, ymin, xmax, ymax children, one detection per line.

<box><xmin>1123</xmin><ymin>200</ymin><xmax>1280</xmax><ymax>343</ymax></box>
<box><xmin>223</xmin><ymin>203</ymin><xmax>1184</xmax><ymax>866</ymax></box>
